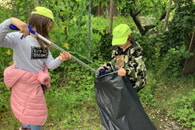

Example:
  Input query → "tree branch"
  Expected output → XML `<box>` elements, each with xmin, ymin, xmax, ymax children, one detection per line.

<box><xmin>130</xmin><ymin>9</ymin><xmax>145</xmax><ymax>35</ymax></box>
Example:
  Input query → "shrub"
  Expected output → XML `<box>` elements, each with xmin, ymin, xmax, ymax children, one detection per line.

<box><xmin>168</xmin><ymin>89</ymin><xmax>195</xmax><ymax>127</ymax></box>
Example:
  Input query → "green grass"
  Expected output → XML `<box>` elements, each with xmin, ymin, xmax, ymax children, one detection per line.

<box><xmin>0</xmin><ymin>62</ymin><xmax>194</xmax><ymax>129</ymax></box>
<box><xmin>138</xmin><ymin>71</ymin><xmax>195</xmax><ymax>128</ymax></box>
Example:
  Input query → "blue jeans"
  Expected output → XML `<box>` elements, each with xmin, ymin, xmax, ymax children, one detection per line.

<box><xmin>22</xmin><ymin>124</ymin><xmax>41</xmax><ymax>130</ymax></box>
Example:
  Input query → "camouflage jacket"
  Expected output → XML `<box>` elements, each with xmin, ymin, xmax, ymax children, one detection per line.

<box><xmin>102</xmin><ymin>41</ymin><xmax>146</xmax><ymax>92</ymax></box>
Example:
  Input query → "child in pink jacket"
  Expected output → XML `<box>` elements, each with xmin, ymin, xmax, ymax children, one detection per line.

<box><xmin>0</xmin><ymin>6</ymin><xmax>72</xmax><ymax>130</ymax></box>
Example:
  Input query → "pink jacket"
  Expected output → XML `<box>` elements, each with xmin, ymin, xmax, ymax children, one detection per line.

<box><xmin>3</xmin><ymin>65</ymin><xmax>51</xmax><ymax>126</ymax></box>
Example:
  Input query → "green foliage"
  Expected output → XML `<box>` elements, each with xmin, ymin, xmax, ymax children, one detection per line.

<box><xmin>11</xmin><ymin>0</ymin><xmax>34</xmax><ymax>21</ymax></box>
<box><xmin>156</xmin><ymin>1</ymin><xmax>194</xmax><ymax>77</ymax></box>
<box><xmin>116</xmin><ymin>0</ymin><xmax>167</xmax><ymax>24</ymax></box>
<box><xmin>134</xmin><ymin>34</ymin><xmax>156</xmax><ymax>68</ymax></box>
<box><xmin>0</xmin><ymin>83</ymin><xmax>10</xmax><ymax>112</ymax></box>
<box><xmin>91</xmin><ymin>16</ymin><xmax>109</xmax><ymax>32</ymax></box>
<box><xmin>0</xmin><ymin>7</ymin><xmax>12</xmax><ymax>22</ymax></box>
<box><xmin>63</xmin><ymin>17</ymin><xmax>90</xmax><ymax>56</ymax></box>
<box><xmin>138</xmin><ymin>71</ymin><xmax>159</xmax><ymax>108</ymax></box>
<box><xmin>134</xmin><ymin>0</ymin><xmax>195</xmax><ymax>78</ymax></box>
<box><xmin>138</xmin><ymin>84</ymin><xmax>156</xmax><ymax>107</ymax></box>
<box><xmin>155</xmin><ymin>44</ymin><xmax>192</xmax><ymax>78</ymax></box>
<box><xmin>162</xmin><ymin>1</ymin><xmax>195</xmax><ymax>55</ymax></box>
<box><xmin>137</xmin><ymin>33</ymin><xmax>192</xmax><ymax>78</ymax></box>
<box><xmin>39</xmin><ymin>0</ymin><xmax>88</xmax><ymax>21</ymax></box>
<box><xmin>0</xmin><ymin>48</ymin><xmax>12</xmax><ymax>112</ymax></box>
<box><xmin>168</xmin><ymin>89</ymin><xmax>195</xmax><ymax>127</ymax></box>
<box><xmin>44</xmin><ymin>60</ymin><xmax>101</xmax><ymax>129</ymax></box>
<box><xmin>91</xmin><ymin>31</ymin><xmax>112</xmax><ymax>61</ymax></box>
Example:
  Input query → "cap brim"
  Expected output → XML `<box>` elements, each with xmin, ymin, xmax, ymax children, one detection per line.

<box><xmin>51</xmin><ymin>21</ymin><xmax>58</xmax><ymax>30</ymax></box>
<box><xmin>112</xmin><ymin>36</ymin><xmax>128</xmax><ymax>46</ymax></box>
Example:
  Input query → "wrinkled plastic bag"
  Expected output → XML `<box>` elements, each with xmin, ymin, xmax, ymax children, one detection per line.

<box><xmin>94</xmin><ymin>72</ymin><xmax>156</xmax><ymax>130</ymax></box>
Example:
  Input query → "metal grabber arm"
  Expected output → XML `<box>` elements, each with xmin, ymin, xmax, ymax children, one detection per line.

<box><xmin>9</xmin><ymin>24</ymin><xmax>96</xmax><ymax>72</ymax></box>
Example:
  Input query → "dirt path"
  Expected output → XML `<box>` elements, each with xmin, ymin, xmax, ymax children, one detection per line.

<box><xmin>150</xmin><ymin>109</ymin><xmax>192</xmax><ymax>130</ymax></box>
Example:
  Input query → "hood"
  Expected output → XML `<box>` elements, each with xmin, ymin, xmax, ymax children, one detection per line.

<box><xmin>3</xmin><ymin>65</ymin><xmax>27</xmax><ymax>88</ymax></box>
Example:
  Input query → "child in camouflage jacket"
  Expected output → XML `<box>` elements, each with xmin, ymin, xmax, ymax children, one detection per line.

<box><xmin>99</xmin><ymin>24</ymin><xmax>146</xmax><ymax>92</ymax></box>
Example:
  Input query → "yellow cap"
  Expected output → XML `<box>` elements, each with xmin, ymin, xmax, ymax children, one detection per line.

<box><xmin>31</xmin><ymin>6</ymin><xmax>57</xmax><ymax>29</ymax></box>
<box><xmin>112</xmin><ymin>24</ymin><xmax>132</xmax><ymax>46</ymax></box>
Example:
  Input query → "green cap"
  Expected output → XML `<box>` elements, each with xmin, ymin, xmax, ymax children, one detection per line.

<box><xmin>112</xmin><ymin>24</ymin><xmax>132</xmax><ymax>46</ymax></box>
<box><xmin>31</xmin><ymin>6</ymin><xmax>57</xmax><ymax>28</ymax></box>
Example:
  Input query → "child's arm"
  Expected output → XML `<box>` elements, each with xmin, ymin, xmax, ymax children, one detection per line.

<box><xmin>45</xmin><ymin>51</ymin><xmax>72</xmax><ymax>70</ymax></box>
<box><xmin>0</xmin><ymin>19</ymin><xmax>12</xmax><ymax>46</ymax></box>
<box><xmin>10</xmin><ymin>18</ymin><xmax>29</xmax><ymax>38</ymax></box>
<box><xmin>0</xmin><ymin>18</ymin><xmax>29</xmax><ymax>47</ymax></box>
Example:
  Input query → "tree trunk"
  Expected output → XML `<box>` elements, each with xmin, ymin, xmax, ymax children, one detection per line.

<box><xmin>97</xmin><ymin>3</ymin><xmax>102</xmax><ymax>16</ymax></box>
<box><xmin>164</xmin><ymin>0</ymin><xmax>172</xmax><ymax>30</ymax></box>
<box><xmin>109</xmin><ymin>0</ymin><xmax>113</xmax><ymax>34</ymax></box>
<box><xmin>34</xmin><ymin>0</ymin><xmax>39</xmax><ymax>7</ymax></box>
<box><xmin>129</xmin><ymin>10</ymin><xmax>146</xmax><ymax>35</ymax></box>
<box><xmin>183</xmin><ymin>32</ymin><xmax>195</xmax><ymax>75</ymax></box>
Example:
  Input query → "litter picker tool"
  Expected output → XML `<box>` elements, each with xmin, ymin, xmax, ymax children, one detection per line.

<box><xmin>9</xmin><ymin>24</ymin><xmax>96</xmax><ymax>72</ymax></box>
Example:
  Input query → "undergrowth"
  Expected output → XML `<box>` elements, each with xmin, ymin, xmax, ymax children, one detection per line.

<box><xmin>0</xmin><ymin>61</ymin><xmax>194</xmax><ymax>129</ymax></box>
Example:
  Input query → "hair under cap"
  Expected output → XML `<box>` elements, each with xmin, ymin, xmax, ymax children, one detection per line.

<box><xmin>112</xmin><ymin>24</ymin><xmax>132</xmax><ymax>46</ymax></box>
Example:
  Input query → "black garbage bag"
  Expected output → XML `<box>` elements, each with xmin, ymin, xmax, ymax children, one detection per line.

<box><xmin>94</xmin><ymin>72</ymin><xmax>156</xmax><ymax>130</ymax></box>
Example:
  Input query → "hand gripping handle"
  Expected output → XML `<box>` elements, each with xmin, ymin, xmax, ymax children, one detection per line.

<box><xmin>9</xmin><ymin>24</ymin><xmax>36</xmax><ymax>39</ymax></box>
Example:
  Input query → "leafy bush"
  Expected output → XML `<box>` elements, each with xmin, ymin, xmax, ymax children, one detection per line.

<box><xmin>0</xmin><ymin>48</ymin><xmax>13</xmax><ymax>112</ymax></box>
<box><xmin>91</xmin><ymin>31</ymin><xmax>112</xmax><ymax>61</ymax></box>
<box><xmin>11</xmin><ymin>0</ymin><xmax>34</xmax><ymax>21</ymax></box>
<box><xmin>44</xmin><ymin>60</ymin><xmax>100</xmax><ymax>129</ymax></box>
<box><xmin>0</xmin><ymin>83</ymin><xmax>10</xmax><ymax>112</ymax></box>
<box><xmin>155</xmin><ymin>45</ymin><xmax>192</xmax><ymax>78</ymax></box>
<box><xmin>168</xmin><ymin>89</ymin><xmax>195</xmax><ymax>127</ymax></box>
<box><xmin>134</xmin><ymin>34</ymin><xmax>158</xmax><ymax>69</ymax></box>
<box><xmin>0</xmin><ymin>6</ymin><xmax>12</xmax><ymax>22</ymax></box>
<box><xmin>138</xmin><ymin>71</ymin><xmax>158</xmax><ymax>107</ymax></box>
<box><xmin>138</xmin><ymin>84</ymin><xmax>156</xmax><ymax>107</ymax></box>
<box><xmin>134</xmin><ymin>0</ymin><xmax>195</xmax><ymax>78</ymax></box>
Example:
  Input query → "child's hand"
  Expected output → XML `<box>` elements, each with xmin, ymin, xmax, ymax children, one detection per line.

<box><xmin>11</xmin><ymin>17</ymin><xmax>29</xmax><ymax>38</ymax></box>
<box><xmin>59</xmin><ymin>52</ymin><xmax>72</xmax><ymax>61</ymax></box>
<box><xmin>117</xmin><ymin>68</ymin><xmax>126</xmax><ymax>76</ymax></box>
<box><xmin>98</xmin><ymin>67</ymin><xmax>104</xmax><ymax>70</ymax></box>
